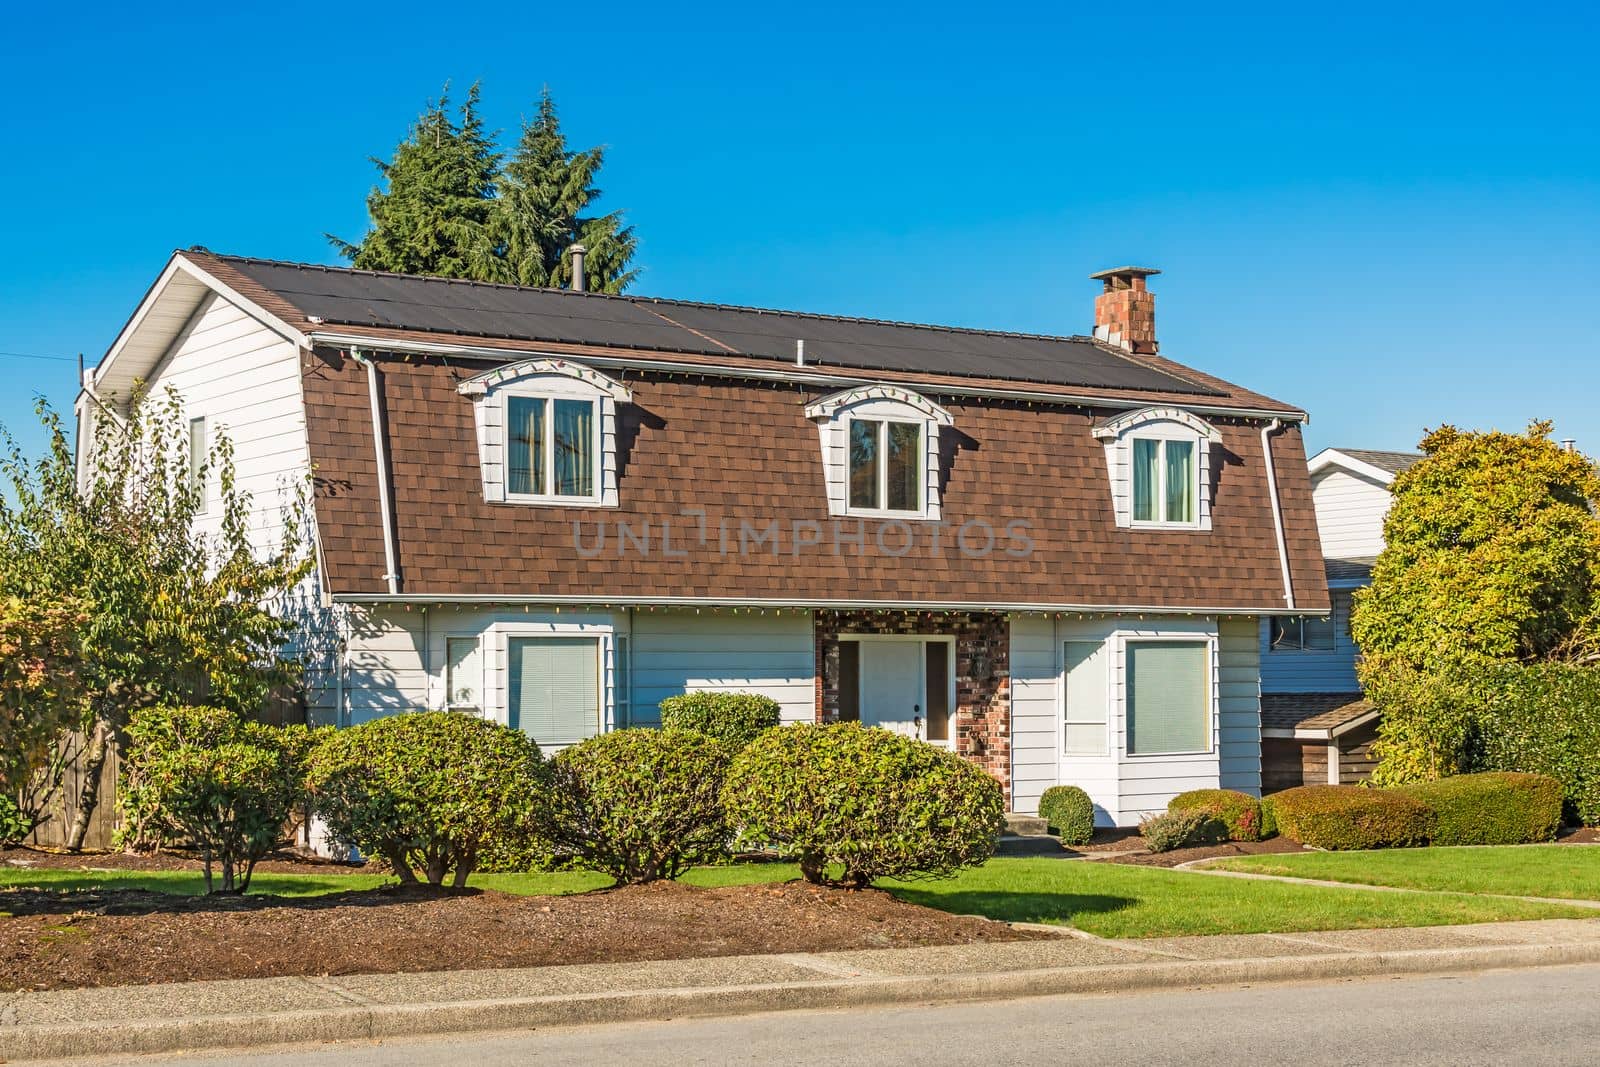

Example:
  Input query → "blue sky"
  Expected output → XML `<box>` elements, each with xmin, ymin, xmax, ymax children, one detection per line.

<box><xmin>2</xmin><ymin>3</ymin><xmax>1596</xmax><ymax>458</ymax></box>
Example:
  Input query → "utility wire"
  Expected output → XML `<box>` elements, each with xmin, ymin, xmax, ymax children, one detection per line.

<box><xmin>0</xmin><ymin>350</ymin><xmax>80</xmax><ymax>364</ymax></box>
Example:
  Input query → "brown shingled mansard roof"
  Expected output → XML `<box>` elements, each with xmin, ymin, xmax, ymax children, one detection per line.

<box><xmin>183</xmin><ymin>251</ymin><xmax>1331</xmax><ymax>612</ymax></box>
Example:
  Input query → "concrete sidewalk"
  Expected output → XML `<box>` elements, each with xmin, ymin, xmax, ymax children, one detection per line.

<box><xmin>6</xmin><ymin>918</ymin><xmax>1600</xmax><ymax>1062</ymax></box>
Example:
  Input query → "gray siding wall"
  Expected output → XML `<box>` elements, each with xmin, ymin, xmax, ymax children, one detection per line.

<box><xmin>1313</xmin><ymin>468</ymin><xmax>1391</xmax><ymax>558</ymax></box>
<box><xmin>629</xmin><ymin>609</ymin><xmax>816</xmax><ymax>726</ymax></box>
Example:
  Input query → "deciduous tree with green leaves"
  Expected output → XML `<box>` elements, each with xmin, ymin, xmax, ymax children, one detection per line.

<box><xmin>0</xmin><ymin>595</ymin><xmax>87</xmax><ymax>840</ymax></box>
<box><xmin>1355</xmin><ymin>422</ymin><xmax>1600</xmax><ymax>783</ymax></box>
<box><xmin>0</xmin><ymin>389</ymin><xmax>311</xmax><ymax>850</ymax></box>
<box><xmin>330</xmin><ymin>83</ymin><xmax>504</xmax><ymax>280</ymax></box>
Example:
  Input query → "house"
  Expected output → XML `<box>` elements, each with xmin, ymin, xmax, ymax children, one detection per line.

<box><xmin>80</xmin><ymin>251</ymin><xmax>1330</xmax><ymax>826</ymax></box>
<box><xmin>1259</xmin><ymin>447</ymin><xmax>1419</xmax><ymax>790</ymax></box>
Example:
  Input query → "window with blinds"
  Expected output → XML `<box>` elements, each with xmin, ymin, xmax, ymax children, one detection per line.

<box><xmin>1126</xmin><ymin>641</ymin><xmax>1210</xmax><ymax>756</ymax></box>
<box><xmin>508</xmin><ymin>637</ymin><xmax>601</xmax><ymax>747</ymax></box>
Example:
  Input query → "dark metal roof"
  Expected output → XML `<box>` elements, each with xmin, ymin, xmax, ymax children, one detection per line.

<box><xmin>1339</xmin><ymin>448</ymin><xmax>1421</xmax><ymax>475</ymax></box>
<box><xmin>1262</xmin><ymin>693</ymin><xmax>1373</xmax><ymax>734</ymax></box>
<box><xmin>1325</xmin><ymin>557</ymin><xmax>1376</xmax><ymax>584</ymax></box>
<box><xmin>219</xmin><ymin>256</ymin><xmax>1225</xmax><ymax>397</ymax></box>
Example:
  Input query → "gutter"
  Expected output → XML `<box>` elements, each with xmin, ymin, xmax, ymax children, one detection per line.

<box><xmin>1260</xmin><ymin>418</ymin><xmax>1296</xmax><ymax>610</ymax></box>
<box><xmin>328</xmin><ymin>592</ymin><xmax>1306</xmax><ymax>616</ymax></box>
<box><xmin>347</xmin><ymin>347</ymin><xmax>401</xmax><ymax>594</ymax></box>
<box><xmin>307</xmin><ymin>331</ymin><xmax>1310</xmax><ymax>424</ymax></box>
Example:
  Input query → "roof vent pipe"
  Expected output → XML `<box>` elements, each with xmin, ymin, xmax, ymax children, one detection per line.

<box><xmin>569</xmin><ymin>244</ymin><xmax>587</xmax><ymax>292</ymax></box>
<box><xmin>796</xmin><ymin>339</ymin><xmax>805</xmax><ymax>367</ymax></box>
<box><xmin>1561</xmin><ymin>438</ymin><xmax>1577</xmax><ymax>452</ymax></box>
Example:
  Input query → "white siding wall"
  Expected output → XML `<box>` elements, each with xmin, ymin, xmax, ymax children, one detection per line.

<box><xmin>141</xmin><ymin>293</ymin><xmax>339</xmax><ymax>714</ymax></box>
<box><xmin>341</xmin><ymin>605</ymin><xmax>623</xmax><ymax>749</ymax></box>
<box><xmin>1010</xmin><ymin>614</ymin><xmax>1263</xmax><ymax>825</ymax></box>
<box><xmin>630</xmin><ymin>609</ymin><xmax>816</xmax><ymax>726</ymax></box>
<box><xmin>1008</xmin><ymin>616</ymin><xmax>1067</xmax><ymax>817</ymax></box>
<box><xmin>1259</xmin><ymin>591</ymin><xmax>1361</xmax><ymax>693</ymax></box>
<box><xmin>1312</xmin><ymin>468</ymin><xmax>1391</xmax><ymax>558</ymax></box>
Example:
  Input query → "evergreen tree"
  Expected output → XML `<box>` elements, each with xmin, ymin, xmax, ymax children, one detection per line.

<box><xmin>496</xmin><ymin>88</ymin><xmax>638</xmax><ymax>293</ymax></box>
<box><xmin>330</xmin><ymin>84</ymin><xmax>505</xmax><ymax>280</ymax></box>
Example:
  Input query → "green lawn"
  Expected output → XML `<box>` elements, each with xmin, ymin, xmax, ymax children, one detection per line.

<box><xmin>2</xmin><ymin>857</ymin><xmax>1587</xmax><ymax>938</ymax></box>
<box><xmin>1213</xmin><ymin>845</ymin><xmax>1600</xmax><ymax>902</ymax></box>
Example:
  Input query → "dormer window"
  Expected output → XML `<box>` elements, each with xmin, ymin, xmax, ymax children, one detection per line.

<box><xmin>458</xmin><ymin>358</ymin><xmax>630</xmax><ymax>507</ymax></box>
<box><xmin>1093</xmin><ymin>406</ymin><xmax>1220</xmax><ymax>531</ymax></box>
<box><xmin>807</xmin><ymin>386</ymin><xmax>953</xmax><ymax>520</ymax></box>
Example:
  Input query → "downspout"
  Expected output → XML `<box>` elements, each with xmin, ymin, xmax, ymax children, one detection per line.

<box><xmin>1259</xmin><ymin>418</ymin><xmax>1295</xmax><ymax>610</ymax></box>
<box><xmin>349</xmin><ymin>348</ymin><xmax>401</xmax><ymax>594</ymax></box>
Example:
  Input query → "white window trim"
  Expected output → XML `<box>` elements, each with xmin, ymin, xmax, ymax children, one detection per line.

<box><xmin>500</xmin><ymin>389</ymin><xmax>605</xmax><ymax>506</ymax></box>
<box><xmin>490</xmin><ymin>621</ymin><xmax>617</xmax><ymax>742</ymax></box>
<box><xmin>1129</xmin><ymin>435</ymin><xmax>1202</xmax><ymax>530</ymax></box>
<box><xmin>845</xmin><ymin>416</ymin><xmax>926</xmax><ymax>518</ymax></box>
<box><xmin>839</xmin><ymin>633</ymin><xmax>957</xmax><ymax>749</ymax></box>
<box><xmin>1119</xmin><ymin>631</ymin><xmax>1218</xmax><ymax>759</ymax></box>
<box><xmin>807</xmin><ymin>386</ymin><xmax>952</xmax><ymax>521</ymax></box>
<box><xmin>458</xmin><ymin>358</ymin><xmax>628</xmax><ymax>509</ymax></box>
<box><xmin>1094</xmin><ymin>407</ymin><xmax>1218</xmax><ymax>532</ymax></box>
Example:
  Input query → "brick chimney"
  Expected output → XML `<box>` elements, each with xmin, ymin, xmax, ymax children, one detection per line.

<box><xmin>1091</xmin><ymin>266</ymin><xmax>1161</xmax><ymax>354</ymax></box>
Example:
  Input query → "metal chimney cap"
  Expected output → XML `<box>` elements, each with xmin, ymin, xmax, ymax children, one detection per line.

<box><xmin>569</xmin><ymin>243</ymin><xmax>587</xmax><ymax>254</ymax></box>
<box><xmin>1089</xmin><ymin>266</ymin><xmax>1161</xmax><ymax>281</ymax></box>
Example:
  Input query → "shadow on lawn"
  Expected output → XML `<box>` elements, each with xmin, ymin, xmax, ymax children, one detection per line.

<box><xmin>886</xmin><ymin>887</ymin><xmax>1137</xmax><ymax>925</ymax></box>
<box><xmin>0</xmin><ymin>880</ymin><xmax>463</xmax><ymax>918</ymax></box>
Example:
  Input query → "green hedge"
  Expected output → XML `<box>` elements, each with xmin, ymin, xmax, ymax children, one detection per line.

<box><xmin>308</xmin><ymin>712</ymin><xmax>550</xmax><ymax>886</ymax></box>
<box><xmin>551</xmin><ymin>728</ymin><xmax>732</xmax><ymax>883</ymax></box>
<box><xmin>1270</xmin><ymin>785</ymin><xmax>1433</xmax><ymax>850</ymax></box>
<box><xmin>1169</xmin><ymin>789</ymin><xmax>1268</xmax><ymax>842</ymax></box>
<box><xmin>723</xmin><ymin>722</ymin><xmax>1004</xmax><ymax>886</ymax></box>
<box><xmin>1398</xmin><ymin>771</ymin><xmax>1564</xmax><ymax>846</ymax></box>
<box><xmin>1365</xmin><ymin>660</ymin><xmax>1600</xmax><ymax>825</ymax></box>
<box><xmin>659</xmin><ymin>691</ymin><xmax>781</xmax><ymax>752</ymax></box>
<box><xmin>1038</xmin><ymin>785</ymin><xmax>1095</xmax><ymax>845</ymax></box>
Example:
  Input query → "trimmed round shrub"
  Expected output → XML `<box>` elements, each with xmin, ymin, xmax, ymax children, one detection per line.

<box><xmin>119</xmin><ymin>706</ymin><xmax>317</xmax><ymax>893</ymax></box>
<box><xmin>1270</xmin><ymin>784</ymin><xmax>1433</xmax><ymax>850</ymax></box>
<box><xmin>1139</xmin><ymin>808</ymin><xmax>1228</xmax><ymax>853</ymax></box>
<box><xmin>551</xmin><ymin>728</ymin><xmax>733</xmax><ymax>884</ymax></box>
<box><xmin>1170</xmin><ymin>789</ymin><xmax>1268</xmax><ymax>842</ymax></box>
<box><xmin>1038</xmin><ymin>785</ymin><xmax>1095</xmax><ymax>845</ymax></box>
<box><xmin>1397</xmin><ymin>771</ymin><xmax>1563</xmax><ymax>846</ymax></box>
<box><xmin>722</xmin><ymin>722</ymin><xmax>1005</xmax><ymax>887</ymax></box>
<box><xmin>659</xmin><ymin>691</ymin><xmax>781</xmax><ymax>752</ymax></box>
<box><xmin>307</xmin><ymin>712</ymin><xmax>550</xmax><ymax>887</ymax></box>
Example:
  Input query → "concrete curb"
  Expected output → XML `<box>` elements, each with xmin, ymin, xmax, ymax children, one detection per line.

<box><xmin>8</xmin><ymin>939</ymin><xmax>1600</xmax><ymax>1062</ymax></box>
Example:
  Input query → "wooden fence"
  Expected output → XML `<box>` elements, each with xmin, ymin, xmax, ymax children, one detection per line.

<box><xmin>26</xmin><ymin>734</ymin><xmax>121</xmax><ymax>850</ymax></box>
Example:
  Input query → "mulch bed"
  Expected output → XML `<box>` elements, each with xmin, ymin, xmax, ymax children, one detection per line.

<box><xmin>0</xmin><ymin>846</ymin><xmax>363</xmax><ymax>876</ymax></box>
<box><xmin>0</xmin><ymin>880</ymin><xmax>1045</xmax><ymax>993</ymax></box>
<box><xmin>1101</xmin><ymin>836</ymin><xmax>1310</xmax><ymax>867</ymax></box>
<box><xmin>1559</xmin><ymin>826</ymin><xmax>1600</xmax><ymax>844</ymax></box>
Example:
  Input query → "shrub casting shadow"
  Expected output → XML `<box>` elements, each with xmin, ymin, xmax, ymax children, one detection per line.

<box><xmin>883</xmin><ymin>887</ymin><xmax>1137</xmax><ymax>926</ymax></box>
<box><xmin>0</xmin><ymin>881</ymin><xmax>479</xmax><ymax>919</ymax></box>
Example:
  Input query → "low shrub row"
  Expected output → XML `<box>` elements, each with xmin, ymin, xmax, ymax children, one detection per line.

<box><xmin>1267</xmin><ymin>772</ymin><xmax>1564</xmax><ymax>850</ymax></box>
<box><xmin>1140</xmin><ymin>808</ymin><xmax>1227</xmax><ymax>852</ymax></box>
<box><xmin>1170</xmin><ymin>789</ymin><xmax>1270</xmax><ymax>842</ymax></box>
<box><xmin>120</xmin><ymin>695</ymin><xmax>1004</xmax><ymax>894</ymax></box>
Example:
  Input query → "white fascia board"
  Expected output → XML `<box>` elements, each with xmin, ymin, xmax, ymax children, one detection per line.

<box><xmin>93</xmin><ymin>253</ymin><xmax>309</xmax><ymax>392</ymax></box>
<box><xmin>1308</xmin><ymin>449</ymin><xmax>1397</xmax><ymax>487</ymax></box>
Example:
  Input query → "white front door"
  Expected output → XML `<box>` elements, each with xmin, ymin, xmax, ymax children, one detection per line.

<box><xmin>860</xmin><ymin>638</ymin><xmax>923</xmax><ymax>737</ymax></box>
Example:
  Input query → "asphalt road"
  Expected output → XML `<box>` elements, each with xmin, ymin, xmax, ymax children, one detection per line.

<box><xmin>111</xmin><ymin>963</ymin><xmax>1600</xmax><ymax>1066</ymax></box>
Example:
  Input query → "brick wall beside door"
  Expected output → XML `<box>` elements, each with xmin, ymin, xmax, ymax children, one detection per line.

<box><xmin>815</xmin><ymin>609</ymin><xmax>1011</xmax><ymax>805</ymax></box>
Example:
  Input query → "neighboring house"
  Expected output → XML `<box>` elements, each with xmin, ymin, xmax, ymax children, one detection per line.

<box><xmin>1259</xmin><ymin>447</ymin><xmax>1419</xmax><ymax>790</ymax></box>
<box><xmin>80</xmin><ymin>251</ymin><xmax>1330</xmax><ymax>826</ymax></box>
